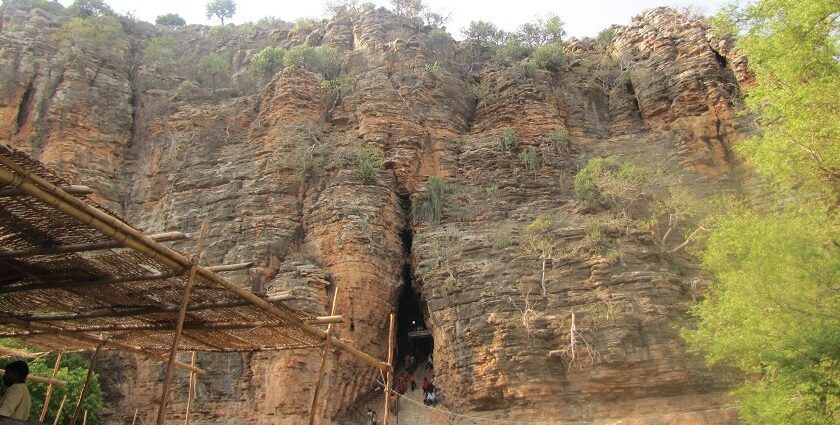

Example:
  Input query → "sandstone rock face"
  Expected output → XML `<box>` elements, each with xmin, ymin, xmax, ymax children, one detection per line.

<box><xmin>0</xmin><ymin>2</ymin><xmax>751</xmax><ymax>423</ymax></box>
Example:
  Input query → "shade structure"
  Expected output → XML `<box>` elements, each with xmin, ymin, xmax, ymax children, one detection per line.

<box><xmin>0</xmin><ymin>141</ymin><xmax>388</xmax><ymax>372</ymax></box>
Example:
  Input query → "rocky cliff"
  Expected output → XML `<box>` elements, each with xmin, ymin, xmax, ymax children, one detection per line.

<box><xmin>0</xmin><ymin>1</ymin><xmax>752</xmax><ymax>423</ymax></box>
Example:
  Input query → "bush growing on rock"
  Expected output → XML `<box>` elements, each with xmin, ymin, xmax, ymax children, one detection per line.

<box><xmin>67</xmin><ymin>0</ymin><xmax>114</xmax><ymax>17</ymax></box>
<box><xmin>427</xmin><ymin>28</ymin><xmax>450</xmax><ymax>54</ymax></box>
<box><xmin>573</xmin><ymin>156</ymin><xmax>649</xmax><ymax>212</ymax></box>
<box><xmin>495</xmin><ymin>38</ymin><xmax>530</xmax><ymax>65</ymax></box>
<box><xmin>500</xmin><ymin>126</ymin><xmax>519</xmax><ymax>151</ymax></box>
<box><xmin>413</xmin><ymin>176</ymin><xmax>447</xmax><ymax>225</ymax></box>
<box><xmin>173</xmin><ymin>80</ymin><xmax>199</xmax><ymax>100</ymax></box>
<box><xmin>199</xmin><ymin>53</ymin><xmax>231</xmax><ymax>90</ymax></box>
<box><xmin>519</xmin><ymin>147</ymin><xmax>542</xmax><ymax>177</ymax></box>
<box><xmin>283</xmin><ymin>45</ymin><xmax>342</xmax><ymax>79</ymax></box>
<box><xmin>462</xmin><ymin>20</ymin><xmax>505</xmax><ymax>46</ymax></box>
<box><xmin>55</xmin><ymin>15</ymin><xmax>129</xmax><ymax>64</ymax></box>
<box><xmin>251</xmin><ymin>46</ymin><xmax>286</xmax><ymax>76</ymax></box>
<box><xmin>155</xmin><ymin>13</ymin><xmax>186</xmax><ymax>26</ymax></box>
<box><xmin>529</xmin><ymin>43</ymin><xmax>566</xmax><ymax>72</ymax></box>
<box><xmin>354</xmin><ymin>146</ymin><xmax>383</xmax><ymax>183</ymax></box>
<box><xmin>143</xmin><ymin>35</ymin><xmax>179</xmax><ymax>73</ymax></box>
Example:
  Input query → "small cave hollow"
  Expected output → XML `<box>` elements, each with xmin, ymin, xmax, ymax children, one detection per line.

<box><xmin>395</xmin><ymin>276</ymin><xmax>433</xmax><ymax>374</ymax></box>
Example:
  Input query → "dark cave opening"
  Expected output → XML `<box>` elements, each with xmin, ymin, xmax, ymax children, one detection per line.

<box><xmin>395</xmin><ymin>193</ymin><xmax>434</xmax><ymax>372</ymax></box>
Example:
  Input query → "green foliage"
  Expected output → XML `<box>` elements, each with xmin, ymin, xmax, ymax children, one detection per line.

<box><xmin>500</xmin><ymin>126</ymin><xmax>519</xmax><ymax>151</ymax></box>
<box><xmin>686</xmin><ymin>1</ymin><xmax>840</xmax><ymax>423</ymax></box>
<box><xmin>516</xmin><ymin>13</ymin><xmax>565</xmax><ymax>48</ymax></box>
<box><xmin>355</xmin><ymin>146</ymin><xmax>382</xmax><ymax>183</ymax></box>
<box><xmin>205</xmin><ymin>0</ymin><xmax>236</xmax><ymax>24</ymax></box>
<box><xmin>389</xmin><ymin>0</ymin><xmax>424</xmax><ymax>19</ymax></box>
<box><xmin>251</xmin><ymin>46</ymin><xmax>286</xmax><ymax>75</ymax></box>
<box><xmin>492</xmin><ymin>234</ymin><xmax>510</xmax><ymax>250</ymax></box>
<box><xmin>427</xmin><ymin>28</ymin><xmax>450</xmax><ymax>53</ymax></box>
<box><xmin>413</xmin><ymin>176</ymin><xmax>447</xmax><ymax>225</ymax></box>
<box><xmin>283</xmin><ymin>45</ymin><xmax>342</xmax><ymax>79</ymax></box>
<box><xmin>292</xmin><ymin>18</ymin><xmax>317</xmax><ymax>32</ymax></box>
<box><xmin>289</xmin><ymin>138</ymin><xmax>333</xmax><ymax>182</ymax></box>
<box><xmin>712</xmin><ymin>0</ymin><xmax>839</xmax><ymax>200</ymax></box>
<box><xmin>55</xmin><ymin>15</ymin><xmax>128</xmax><ymax>61</ymax></box>
<box><xmin>155</xmin><ymin>13</ymin><xmax>186</xmax><ymax>26</ymax></box>
<box><xmin>685</xmin><ymin>208</ymin><xmax>840</xmax><ymax>424</ymax></box>
<box><xmin>326</xmin><ymin>0</ymin><xmax>361</xmax><ymax>15</ymax></box>
<box><xmin>199</xmin><ymin>53</ymin><xmax>230</xmax><ymax>89</ymax></box>
<box><xmin>518</xmin><ymin>147</ymin><xmax>541</xmax><ymax>177</ymax></box>
<box><xmin>0</xmin><ymin>343</ymin><xmax>104</xmax><ymax>425</ymax></box>
<box><xmin>320</xmin><ymin>74</ymin><xmax>355</xmax><ymax>95</ymax></box>
<box><xmin>546</xmin><ymin>127</ymin><xmax>569</xmax><ymax>154</ymax></box>
<box><xmin>529</xmin><ymin>43</ymin><xmax>566</xmax><ymax>72</ymax></box>
<box><xmin>424</xmin><ymin>61</ymin><xmax>442</xmax><ymax>78</ymax></box>
<box><xmin>485</xmin><ymin>184</ymin><xmax>500</xmax><ymax>199</ymax></box>
<box><xmin>495</xmin><ymin>38</ymin><xmax>530</xmax><ymax>65</ymax></box>
<box><xmin>595</xmin><ymin>27</ymin><xmax>616</xmax><ymax>44</ymax></box>
<box><xmin>143</xmin><ymin>35</ymin><xmax>179</xmax><ymax>73</ymax></box>
<box><xmin>573</xmin><ymin>157</ymin><xmax>648</xmax><ymax>210</ymax></box>
<box><xmin>173</xmin><ymin>80</ymin><xmax>199</xmax><ymax>100</ymax></box>
<box><xmin>67</xmin><ymin>0</ymin><xmax>113</xmax><ymax>17</ymax></box>
<box><xmin>462</xmin><ymin>20</ymin><xmax>505</xmax><ymax>46</ymax></box>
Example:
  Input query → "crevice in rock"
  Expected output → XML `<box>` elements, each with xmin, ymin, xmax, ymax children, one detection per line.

<box><xmin>15</xmin><ymin>77</ymin><xmax>35</xmax><ymax>133</ymax></box>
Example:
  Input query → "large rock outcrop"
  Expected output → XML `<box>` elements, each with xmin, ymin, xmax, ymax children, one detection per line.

<box><xmin>0</xmin><ymin>1</ymin><xmax>751</xmax><ymax>423</ymax></box>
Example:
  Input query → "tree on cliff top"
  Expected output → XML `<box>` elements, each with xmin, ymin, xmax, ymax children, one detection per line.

<box><xmin>67</xmin><ymin>0</ymin><xmax>114</xmax><ymax>18</ymax></box>
<box><xmin>205</xmin><ymin>0</ymin><xmax>236</xmax><ymax>24</ymax></box>
<box><xmin>155</xmin><ymin>13</ymin><xmax>186</xmax><ymax>27</ymax></box>
<box><xmin>685</xmin><ymin>0</ymin><xmax>840</xmax><ymax>423</ymax></box>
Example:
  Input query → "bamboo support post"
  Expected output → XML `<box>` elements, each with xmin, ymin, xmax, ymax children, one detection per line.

<box><xmin>204</xmin><ymin>262</ymin><xmax>253</xmax><ymax>272</ymax></box>
<box><xmin>131</xmin><ymin>408</ymin><xmax>138</xmax><ymax>425</ymax></box>
<box><xmin>0</xmin><ymin>156</ymin><xmax>389</xmax><ymax>372</ymax></box>
<box><xmin>82</xmin><ymin>410</ymin><xmax>88</xmax><ymax>425</ymax></box>
<box><xmin>40</xmin><ymin>354</ymin><xmax>62</xmax><ymax>422</ymax></box>
<box><xmin>383</xmin><ymin>313</ymin><xmax>396</xmax><ymax>425</ymax></box>
<box><xmin>308</xmin><ymin>288</ymin><xmax>340</xmax><ymax>425</ymax></box>
<box><xmin>184</xmin><ymin>351</ymin><xmax>196</xmax><ymax>425</ymax></box>
<box><xmin>156</xmin><ymin>221</ymin><xmax>208</xmax><ymax>425</ymax></box>
<box><xmin>52</xmin><ymin>395</ymin><xmax>67</xmax><ymax>425</ymax></box>
<box><xmin>0</xmin><ymin>346</ymin><xmax>45</xmax><ymax>358</ymax></box>
<box><xmin>70</xmin><ymin>343</ymin><xmax>103</xmax><ymax>425</ymax></box>
<box><xmin>0</xmin><ymin>369</ymin><xmax>65</xmax><ymax>386</ymax></box>
<box><xmin>0</xmin><ymin>232</ymin><xmax>186</xmax><ymax>258</ymax></box>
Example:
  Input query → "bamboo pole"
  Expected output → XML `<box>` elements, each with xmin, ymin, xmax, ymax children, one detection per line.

<box><xmin>40</xmin><ymin>354</ymin><xmax>62</xmax><ymax>422</ymax></box>
<box><xmin>184</xmin><ymin>351</ymin><xmax>196</xmax><ymax>425</ymax></box>
<box><xmin>0</xmin><ymin>184</ymin><xmax>92</xmax><ymax>197</ymax></box>
<box><xmin>27</xmin><ymin>292</ymin><xmax>294</xmax><ymax>322</ymax></box>
<box><xmin>52</xmin><ymin>395</ymin><xmax>67</xmax><ymax>425</ymax></box>
<box><xmin>308</xmin><ymin>288</ymin><xmax>340</xmax><ymax>425</ymax></box>
<box><xmin>0</xmin><ymin>346</ymin><xmax>45</xmax><ymax>358</ymax></box>
<box><xmin>82</xmin><ymin>410</ymin><xmax>88</xmax><ymax>425</ymax></box>
<box><xmin>0</xmin><ymin>157</ymin><xmax>389</xmax><ymax>372</ymax></box>
<box><xmin>131</xmin><ymin>408</ymin><xmax>138</xmax><ymax>425</ymax></box>
<box><xmin>383</xmin><ymin>313</ymin><xmax>396</xmax><ymax>425</ymax></box>
<box><xmin>0</xmin><ymin>317</ymin><xmax>205</xmax><ymax>375</ymax></box>
<box><xmin>0</xmin><ymin>369</ymin><xmax>65</xmax><ymax>386</ymax></box>
<box><xmin>156</xmin><ymin>221</ymin><xmax>208</xmax><ymax>425</ymax></box>
<box><xmin>0</xmin><ymin>231</ymin><xmax>187</xmax><ymax>258</ymax></box>
<box><xmin>70</xmin><ymin>343</ymin><xmax>103</xmax><ymax>425</ymax></box>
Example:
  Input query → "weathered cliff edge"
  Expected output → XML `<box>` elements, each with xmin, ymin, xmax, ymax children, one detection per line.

<box><xmin>0</xmin><ymin>1</ymin><xmax>753</xmax><ymax>423</ymax></box>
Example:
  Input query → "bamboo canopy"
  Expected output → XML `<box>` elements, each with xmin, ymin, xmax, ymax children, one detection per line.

<box><xmin>0</xmin><ymin>142</ymin><xmax>389</xmax><ymax>372</ymax></box>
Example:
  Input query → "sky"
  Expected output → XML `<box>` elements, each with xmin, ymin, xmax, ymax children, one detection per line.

<box><xmin>58</xmin><ymin>0</ymin><xmax>733</xmax><ymax>39</ymax></box>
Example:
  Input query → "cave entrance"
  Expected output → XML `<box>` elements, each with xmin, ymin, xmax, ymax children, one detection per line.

<box><xmin>396</xmin><ymin>278</ymin><xmax>433</xmax><ymax>372</ymax></box>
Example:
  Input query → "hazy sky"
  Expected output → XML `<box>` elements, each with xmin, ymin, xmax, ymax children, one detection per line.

<box><xmin>58</xmin><ymin>0</ymin><xmax>732</xmax><ymax>38</ymax></box>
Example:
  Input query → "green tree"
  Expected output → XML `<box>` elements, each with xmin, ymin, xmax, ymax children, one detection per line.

<box><xmin>389</xmin><ymin>0</ymin><xmax>424</xmax><ymax>19</ymax></box>
<box><xmin>155</xmin><ymin>13</ymin><xmax>186</xmax><ymax>26</ymax></box>
<box><xmin>573</xmin><ymin>156</ymin><xmax>649</xmax><ymax>213</ymax></box>
<box><xmin>205</xmin><ymin>0</ymin><xmax>236</xmax><ymax>24</ymax></box>
<box><xmin>67</xmin><ymin>0</ymin><xmax>113</xmax><ymax>17</ymax></box>
<box><xmin>516</xmin><ymin>13</ymin><xmax>565</xmax><ymax>48</ymax></box>
<box><xmin>199</xmin><ymin>53</ymin><xmax>230</xmax><ymax>89</ymax></box>
<box><xmin>283</xmin><ymin>45</ymin><xmax>341</xmax><ymax>79</ymax></box>
<box><xmin>685</xmin><ymin>0</ymin><xmax>840</xmax><ymax>423</ymax></box>
<box><xmin>251</xmin><ymin>46</ymin><xmax>286</xmax><ymax>75</ymax></box>
<box><xmin>143</xmin><ymin>35</ymin><xmax>179</xmax><ymax>73</ymax></box>
<box><xmin>55</xmin><ymin>15</ymin><xmax>128</xmax><ymax>64</ymax></box>
<box><xmin>0</xmin><ymin>343</ymin><xmax>104</xmax><ymax>425</ymax></box>
<box><xmin>462</xmin><ymin>20</ymin><xmax>505</xmax><ymax>46</ymax></box>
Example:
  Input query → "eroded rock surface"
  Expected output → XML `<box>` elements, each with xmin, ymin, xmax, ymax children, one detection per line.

<box><xmin>0</xmin><ymin>2</ymin><xmax>751</xmax><ymax>423</ymax></box>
